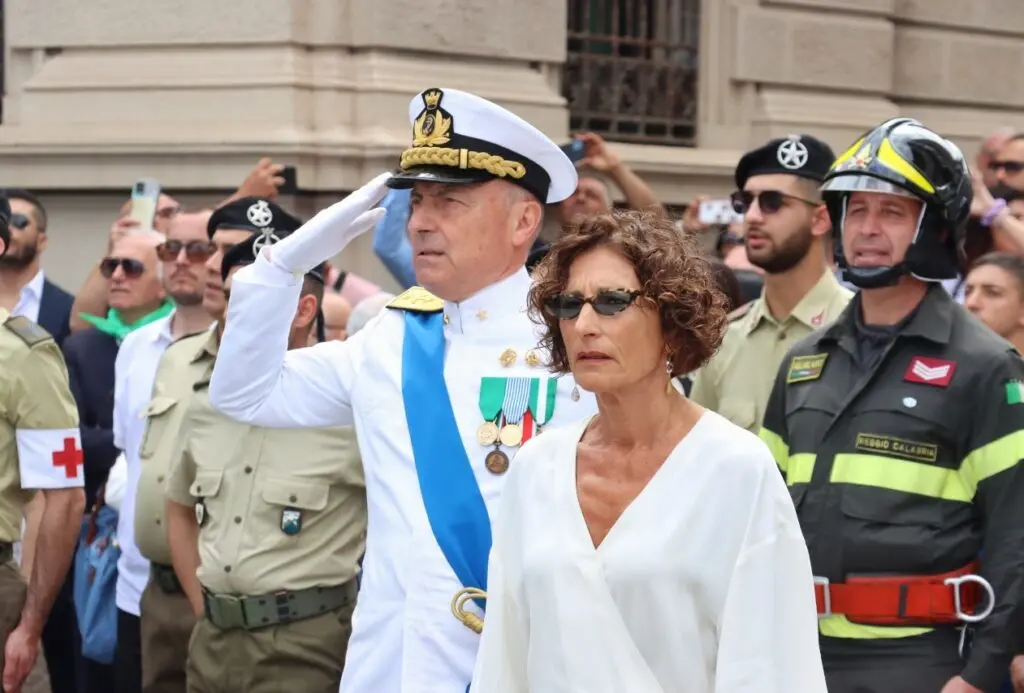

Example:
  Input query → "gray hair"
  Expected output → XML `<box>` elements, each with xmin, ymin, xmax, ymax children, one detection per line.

<box><xmin>347</xmin><ymin>292</ymin><xmax>396</xmax><ymax>336</ymax></box>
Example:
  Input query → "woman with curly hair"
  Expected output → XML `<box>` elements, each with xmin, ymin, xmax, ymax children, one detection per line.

<box><xmin>469</xmin><ymin>210</ymin><xmax>826</xmax><ymax>693</ymax></box>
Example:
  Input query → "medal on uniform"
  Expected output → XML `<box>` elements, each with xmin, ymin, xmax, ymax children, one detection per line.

<box><xmin>194</xmin><ymin>500</ymin><xmax>206</xmax><ymax>527</ymax></box>
<box><xmin>478</xmin><ymin>378</ymin><xmax>507</xmax><ymax>447</ymax></box>
<box><xmin>476</xmin><ymin>420</ymin><xmax>499</xmax><ymax>446</ymax></box>
<box><xmin>525</xmin><ymin>377</ymin><xmax>558</xmax><ymax>439</ymax></box>
<box><xmin>485</xmin><ymin>449</ymin><xmax>510</xmax><ymax>475</ymax></box>
<box><xmin>280</xmin><ymin>508</ymin><xmax>303</xmax><ymax>536</ymax></box>
<box><xmin>499</xmin><ymin>378</ymin><xmax>530</xmax><ymax>448</ymax></box>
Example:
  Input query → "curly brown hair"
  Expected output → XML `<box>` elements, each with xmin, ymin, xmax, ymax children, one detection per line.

<box><xmin>528</xmin><ymin>209</ymin><xmax>728</xmax><ymax>377</ymax></box>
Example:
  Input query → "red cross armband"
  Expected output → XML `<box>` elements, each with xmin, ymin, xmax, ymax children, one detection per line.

<box><xmin>16</xmin><ymin>428</ymin><xmax>85</xmax><ymax>489</ymax></box>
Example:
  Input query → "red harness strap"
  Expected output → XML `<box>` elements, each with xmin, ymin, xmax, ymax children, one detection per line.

<box><xmin>814</xmin><ymin>562</ymin><xmax>987</xmax><ymax>626</ymax></box>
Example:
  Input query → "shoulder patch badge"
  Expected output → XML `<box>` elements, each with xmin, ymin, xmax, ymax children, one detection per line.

<box><xmin>3</xmin><ymin>315</ymin><xmax>53</xmax><ymax>347</ymax></box>
<box><xmin>386</xmin><ymin>286</ymin><xmax>444</xmax><ymax>314</ymax></box>
<box><xmin>786</xmin><ymin>353</ymin><xmax>829</xmax><ymax>384</ymax></box>
<box><xmin>727</xmin><ymin>302</ymin><xmax>752</xmax><ymax>322</ymax></box>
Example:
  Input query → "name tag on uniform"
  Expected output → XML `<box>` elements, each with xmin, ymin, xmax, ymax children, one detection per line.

<box><xmin>855</xmin><ymin>433</ymin><xmax>938</xmax><ymax>463</ymax></box>
<box><xmin>786</xmin><ymin>354</ymin><xmax>829</xmax><ymax>384</ymax></box>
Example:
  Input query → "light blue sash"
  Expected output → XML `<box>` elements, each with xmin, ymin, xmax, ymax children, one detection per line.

<box><xmin>401</xmin><ymin>311</ymin><xmax>491</xmax><ymax>602</ymax></box>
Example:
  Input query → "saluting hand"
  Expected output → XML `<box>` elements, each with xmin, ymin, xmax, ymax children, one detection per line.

<box><xmin>2</xmin><ymin>624</ymin><xmax>40</xmax><ymax>693</ymax></box>
<box><xmin>266</xmin><ymin>172</ymin><xmax>391</xmax><ymax>275</ymax></box>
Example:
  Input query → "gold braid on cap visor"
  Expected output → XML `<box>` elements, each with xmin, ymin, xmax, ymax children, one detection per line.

<box><xmin>400</xmin><ymin>146</ymin><xmax>527</xmax><ymax>180</ymax></box>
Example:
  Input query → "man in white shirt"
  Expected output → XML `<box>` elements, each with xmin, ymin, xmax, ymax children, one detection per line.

<box><xmin>0</xmin><ymin>190</ymin><xmax>74</xmax><ymax>346</ymax></box>
<box><xmin>209</xmin><ymin>88</ymin><xmax>598</xmax><ymax>692</ymax></box>
<box><xmin>111</xmin><ymin>213</ymin><xmax>215</xmax><ymax>693</ymax></box>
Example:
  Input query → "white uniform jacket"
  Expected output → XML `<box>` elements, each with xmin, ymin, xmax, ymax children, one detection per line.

<box><xmin>209</xmin><ymin>257</ymin><xmax>596</xmax><ymax>693</ymax></box>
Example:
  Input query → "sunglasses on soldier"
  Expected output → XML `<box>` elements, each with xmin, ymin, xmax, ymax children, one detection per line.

<box><xmin>730</xmin><ymin>189</ymin><xmax>819</xmax><ymax>215</ymax></box>
<box><xmin>100</xmin><ymin>257</ymin><xmax>146</xmax><ymax>279</ymax></box>
<box><xmin>157</xmin><ymin>240</ymin><xmax>216</xmax><ymax>264</ymax></box>
<box><xmin>8</xmin><ymin>213</ymin><xmax>30</xmax><ymax>230</ymax></box>
<box><xmin>545</xmin><ymin>289</ymin><xmax>644</xmax><ymax>320</ymax></box>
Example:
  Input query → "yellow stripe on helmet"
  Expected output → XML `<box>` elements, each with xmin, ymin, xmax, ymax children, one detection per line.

<box><xmin>877</xmin><ymin>138</ymin><xmax>936</xmax><ymax>194</ymax></box>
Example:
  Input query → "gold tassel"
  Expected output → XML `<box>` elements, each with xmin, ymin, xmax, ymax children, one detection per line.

<box><xmin>451</xmin><ymin>587</ymin><xmax>488</xmax><ymax>633</ymax></box>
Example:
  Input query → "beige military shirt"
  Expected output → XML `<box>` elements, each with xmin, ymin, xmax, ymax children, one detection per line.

<box><xmin>134</xmin><ymin>329</ymin><xmax>215</xmax><ymax>566</ymax></box>
<box><xmin>165</xmin><ymin>330</ymin><xmax>366</xmax><ymax>596</ymax></box>
<box><xmin>689</xmin><ymin>270</ymin><xmax>853</xmax><ymax>433</ymax></box>
<box><xmin>0</xmin><ymin>309</ymin><xmax>83</xmax><ymax>542</ymax></box>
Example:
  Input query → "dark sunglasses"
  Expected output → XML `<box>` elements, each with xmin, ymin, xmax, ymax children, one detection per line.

<box><xmin>989</xmin><ymin>160</ymin><xmax>1024</xmax><ymax>174</ymax></box>
<box><xmin>730</xmin><ymin>189</ymin><xmax>819</xmax><ymax>215</ymax></box>
<box><xmin>8</xmin><ymin>213</ymin><xmax>30</xmax><ymax>230</ymax></box>
<box><xmin>545</xmin><ymin>289</ymin><xmax>643</xmax><ymax>320</ymax></box>
<box><xmin>100</xmin><ymin>257</ymin><xmax>146</xmax><ymax>279</ymax></box>
<box><xmin>157</xmin><ymin>240</ymin><xmax>215</xmax><ymax>263</ymax></box>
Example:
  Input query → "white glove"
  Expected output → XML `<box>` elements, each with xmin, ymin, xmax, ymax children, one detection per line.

<box><xmin>267</xmin><ymin>172</ymin><xmax>391</xmax><ymax>275</ymax></box>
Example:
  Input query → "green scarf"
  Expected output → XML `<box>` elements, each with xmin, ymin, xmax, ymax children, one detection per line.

<box><xmin>80</xmin><ymin>299</ymin><xmax>176</xmax><ymax>343</ymax></box>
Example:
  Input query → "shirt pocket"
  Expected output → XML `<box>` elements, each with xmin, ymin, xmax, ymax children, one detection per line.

<box><xmin>718</xmin><ymin>397</ymin><xmax>757</xmax><ymax>432</ymax></box>
<box><xmin>190</xmin><ymin>469</ymin><xmax>225</xmax><ymax>535</ymax></box>
<box><xmin>839</xmin><ymin>485</ymin><xmax>947</xmax><ymax>574</ymax></box>
<box><xmin>255</xmin><ymin>476</ymin><xmax>330</xmax><ymax>546</ymax></box>
<box><xmin>139</xmin><ymin>396</ymin><xmax>178</xmax><ymax>460</ymax></box>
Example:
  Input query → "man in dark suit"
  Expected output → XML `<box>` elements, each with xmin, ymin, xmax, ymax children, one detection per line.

<box><xmin>0</xmin><ymin>189</ymin><xmax>74</xmax><ymax>345</ymax></box>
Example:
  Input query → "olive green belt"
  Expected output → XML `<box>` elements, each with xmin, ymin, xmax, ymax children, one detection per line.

<box><xmin>202</xmin><ymin>578</ymin><xmax>358</xmax><ymax>631</ymax></box>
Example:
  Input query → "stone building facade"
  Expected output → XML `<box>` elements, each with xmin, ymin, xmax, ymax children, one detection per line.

<box><xmin>0</xmin><ymin>0</ymin><xmax>1021</xmax><ymax>293</ymax></box>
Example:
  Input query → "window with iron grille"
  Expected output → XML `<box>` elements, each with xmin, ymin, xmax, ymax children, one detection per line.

<box><xmin>563</xmin><ymin>0</ymin><xmax>700</xmax><ymax>146</ymax></box>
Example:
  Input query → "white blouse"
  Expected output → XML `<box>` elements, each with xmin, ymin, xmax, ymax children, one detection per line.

<box><xmin>471</xmin><ymin>410</ymin><xmax>826</xmax><ymax>693</ymax></box>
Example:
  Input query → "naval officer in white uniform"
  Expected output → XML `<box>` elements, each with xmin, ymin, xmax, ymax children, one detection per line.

<box><xmin>208</xmin><ymin>87</ymin><xmax>597</xmax><ymax>693</ymax></box>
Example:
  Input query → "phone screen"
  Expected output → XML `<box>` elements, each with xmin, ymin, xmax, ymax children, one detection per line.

<box><xmin>278</xmin><ymin>166</ymin><xmax>298</xmax><ymax>194</ymax></box>
<box><xmin>560</xmin><ymin>140</ymin><xmax>586</xmax><ymax>164</ymax></box>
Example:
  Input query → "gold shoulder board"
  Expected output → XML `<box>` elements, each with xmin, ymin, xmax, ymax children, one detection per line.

<box><xmin>386</xmin><ymin>286</ymin><xmax>444</xmax><ymax>314</ymax></box>
<box><xmin>727</xmin><ymin>302</ymin><xmax>752</xmax><ymax>322</ymax></box>
<box><xmin>3</xmin><ymin>316</ymin><xmax>53</xmax><ymax>347</ymax></box>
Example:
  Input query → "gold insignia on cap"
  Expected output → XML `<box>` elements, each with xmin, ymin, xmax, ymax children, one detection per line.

<box><xmin>412</xmin><ymin>89</ymin><xmax>452</xmax><ymax>148</ymax></box>
<box><xmin>399</xmin><ymin>87</ymin><xmax>528</xmax><ymax>183</ymax></box>
<box><xmin>477</xmin><ymin>310</ymin><xmax>488</xmax><ymax>321</ymax></box>
<box><xmin>851</xmin><ymin>143</ymin><xmax>873</xmax><ymax>169</ymax></box>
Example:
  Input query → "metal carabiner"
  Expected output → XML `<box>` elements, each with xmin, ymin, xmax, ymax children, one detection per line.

<box><xmin>944</xmin><ymin>574</ymin><xmax>995</xmax><ymax>624</ymax></box>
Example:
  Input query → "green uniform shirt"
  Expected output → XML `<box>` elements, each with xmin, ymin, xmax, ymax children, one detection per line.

<box><xmin>690</xmin><ymin>270</ymin><xmax>852</xmax><ymax>432</ymax></box>
<box><xmin>0</xmin><ymin>309</ymin><xmax>82</xmax><ymax>542</ymax></box>
<box><xmin>759</xmin><ymin>286</ymin><xmax>1024</xmax><ymax>692</ymax></box>
<box><xmin>165</xmin><ymin>330</ymin><xmax>367</xmax><ymax>596</ymax></box>
<box><xmin>134</xmin><ymin>329</ymin><xmax>216</xmax><ymax>566</ymax></box>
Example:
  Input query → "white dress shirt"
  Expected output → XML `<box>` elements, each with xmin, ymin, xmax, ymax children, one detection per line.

<box><xmin>471</xmin><ymin>412</ymin><xmax>827</xmax><ymax>693</ymax></box>
<box><xmin>113</xmin><ymin>313</ymin><xmax>176</xmax><ymax>616</ymax></box>
<box><xmin>12</xmin><ymin>269</ymin><xmax>44</xmax><ymax>323</ymax></box>
<box><xmin>209</xmin><ymin>259</ymin><xmax>597</xmax><ymax>693</ymax></box>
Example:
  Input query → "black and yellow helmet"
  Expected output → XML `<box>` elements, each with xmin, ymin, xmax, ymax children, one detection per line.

<box><xmin>821</xmin><ymin>118</ymin><xmax>972</xmax><ymax>289</ymax></box>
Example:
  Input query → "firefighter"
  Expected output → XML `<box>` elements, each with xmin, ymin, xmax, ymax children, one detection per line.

<box><xmin>760</xmin><ymin>117</ymin><xmax>1024</xmax><ymax>693</ymax></box>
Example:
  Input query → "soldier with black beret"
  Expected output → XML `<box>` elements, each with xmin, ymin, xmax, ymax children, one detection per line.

<box><xmin>158</xmin><ymin>222</ymin><xmax>364</xmax><ymax>693</ymax></box>
<box><xmin>201</xmin><ymin>197</ymin><xmax>305</xmax><ymax>331</ymax></box>
<box><xmin>688</xmin><ymin>134</ymin><xmax>853</xmax><ymax>433</ymax></box>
